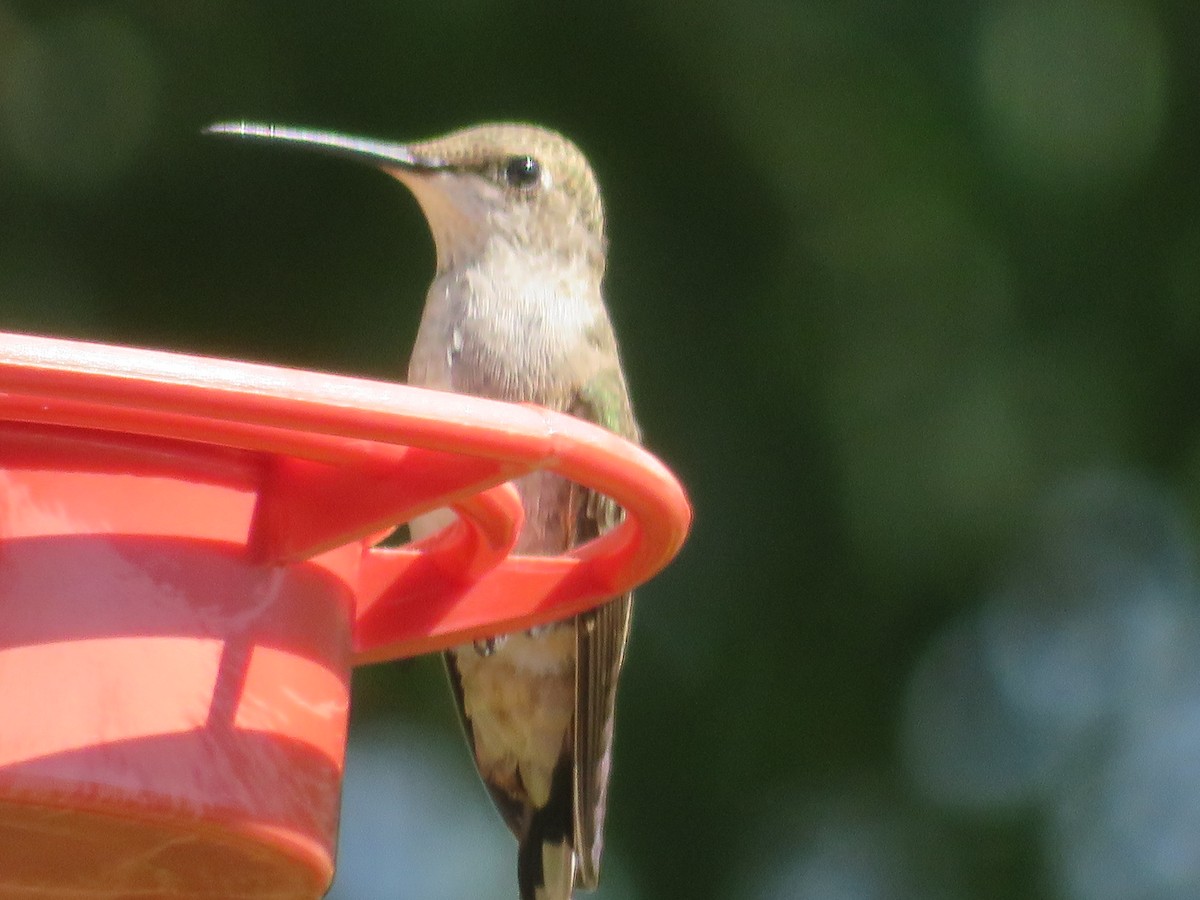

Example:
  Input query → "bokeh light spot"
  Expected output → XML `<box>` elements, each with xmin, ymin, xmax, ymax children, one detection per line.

<box><xmin>902</xmin><ymin>618</ymin><xmax>1068</xmax><ymax>810</ymax></box>
<box><xmin>1051</xmin><ymin>698</ymin><xmax>1200</xmax><ymax>900</ymax></box>
<box><xmin>905</xmin><ymin>472</ymin><xmax>1200</xmax><ymax>897</ymax></box>
<box><xmin>741</xmin><ymin>792</ymin><xmax>959</xmax><ymax>900</ymax></box>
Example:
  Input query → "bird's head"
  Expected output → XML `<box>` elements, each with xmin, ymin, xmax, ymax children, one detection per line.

<box><xmin>205</xmin><ymin>121</ymin><xmax>607</xmax><ymax>275</ymax></box>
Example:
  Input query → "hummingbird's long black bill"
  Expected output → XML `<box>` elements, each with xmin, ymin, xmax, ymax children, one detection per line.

<box><xmin>203</xmin><ymin>121</ymin><xmax>445</xmax><ymax>171</ymax></box>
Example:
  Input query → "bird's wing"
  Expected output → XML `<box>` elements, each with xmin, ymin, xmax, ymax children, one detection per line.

<box><xmin>572</xmin><ymin>593</ymin><xmax>632</xmax><ymax>889</ymax></box>
<box><xmin>565</xmin><ymin>369</ymin><xmax>639</xmax><ymax>889</ymax></box>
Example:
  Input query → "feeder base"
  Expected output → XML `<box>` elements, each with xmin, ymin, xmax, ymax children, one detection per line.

<box><xmin>0</xmin><ymin>801</ymin><xmax>329</xmax><ymax>899</ymax></box>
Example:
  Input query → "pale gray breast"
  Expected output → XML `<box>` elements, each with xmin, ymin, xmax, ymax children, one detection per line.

<box><xmin>406</xmin><ymin>267</ymin><xmax>602</xmax><ymax>555</ymax></box>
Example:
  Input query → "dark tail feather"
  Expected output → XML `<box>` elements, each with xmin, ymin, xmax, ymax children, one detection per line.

<box><xmin>518</xmin><ymin>755</ymin><xmax>576</xmax><ymax>900</ymax></box>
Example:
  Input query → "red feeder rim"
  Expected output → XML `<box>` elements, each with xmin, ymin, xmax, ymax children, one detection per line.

<box><xmin>0</xmin><ymin>331</ymin><xmax>692</xmax><ymax>665</ymax></box>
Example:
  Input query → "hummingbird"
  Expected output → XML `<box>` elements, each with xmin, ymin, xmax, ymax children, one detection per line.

<box><xmin>205</xmin><ymin>120</ymin><xmax>639</xmax><ymax>900</ymax></box>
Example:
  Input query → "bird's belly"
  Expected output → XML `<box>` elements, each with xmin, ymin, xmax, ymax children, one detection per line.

<box><xmin>451</xmin><ymin>627</ymin><xmax>574</xmax><ymax>808</ymax></box>
<box><xmin>412</xmin><ymin>468</ymin><xmax>577</xmax><ymax>810</ymax></box>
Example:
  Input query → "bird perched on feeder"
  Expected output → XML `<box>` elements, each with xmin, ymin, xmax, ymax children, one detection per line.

<box><xmin>205</xmin><ymin>120</ymin><xmax>638</xmax><ymax>900</ymax></box>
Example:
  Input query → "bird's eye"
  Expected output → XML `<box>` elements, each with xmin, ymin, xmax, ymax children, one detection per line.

<box><xmin>502</xmin><ymin>155</ymin><xmax>541</xmax><ymax>189</ymax></box>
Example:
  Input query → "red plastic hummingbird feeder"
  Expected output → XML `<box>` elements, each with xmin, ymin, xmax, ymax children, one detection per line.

<box><xmin>0</xmin><ymin>331</ymin><xmax>690</xmax><ymax>899</ymax></box>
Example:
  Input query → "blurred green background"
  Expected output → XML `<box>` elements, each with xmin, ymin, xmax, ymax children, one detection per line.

<box><xmin>3</xmin><ymin>2</ymin><xmax>1200</xmax><ymax>899</ymax></box>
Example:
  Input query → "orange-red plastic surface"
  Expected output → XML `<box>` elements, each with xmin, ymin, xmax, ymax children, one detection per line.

<box><xmin>0</xmin><ymin>331</ymin><xmax>691</xmax><ymax>899</ymax></box>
